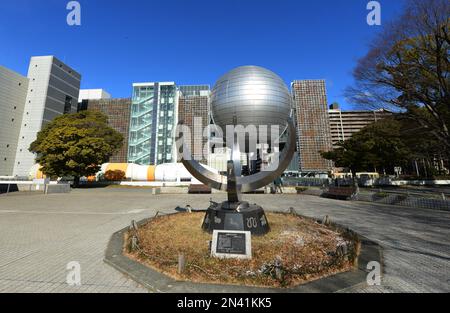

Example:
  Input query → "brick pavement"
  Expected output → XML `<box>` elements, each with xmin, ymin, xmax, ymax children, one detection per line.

<box><xmin>0</xmin><ymin>189</ymin><xmax>448</xmax><ymax>293</ymax></box>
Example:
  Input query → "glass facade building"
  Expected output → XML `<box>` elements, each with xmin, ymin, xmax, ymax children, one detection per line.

<box><xmin>179</xmin><ymin>85</ymin><xmax>210</xmax><ymax>97</ymax></box>
<box><xmin>128</xmin><ymin>82</ymin><xmax>177</xmax><ymax>165</ymax></box>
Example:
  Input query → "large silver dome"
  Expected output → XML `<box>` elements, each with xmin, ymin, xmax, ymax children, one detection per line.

<box><xmin>210</xmin><ymin>66</ymin><xmax>292</xmax><ymax>130</ymax></box>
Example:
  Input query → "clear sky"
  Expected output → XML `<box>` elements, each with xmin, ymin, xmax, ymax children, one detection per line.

<box><xmin>0</xmin><ymin>0</ymin><xmax>405</xmax><ymax>109</ymax></box>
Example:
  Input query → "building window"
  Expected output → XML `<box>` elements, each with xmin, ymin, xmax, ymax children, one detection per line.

<box><xmin>64</xmin><ymin>96</ymin><xmax>73</xmax><ymax>114</ymax></box>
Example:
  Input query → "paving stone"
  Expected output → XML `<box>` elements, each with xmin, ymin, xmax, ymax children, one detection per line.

<box><xmin>0</xmin><ymin>190</ymin><xmax>448</xmax><ymax>292</ymax></box>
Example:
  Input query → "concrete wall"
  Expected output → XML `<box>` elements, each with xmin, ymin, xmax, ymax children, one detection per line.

<box><xmin>13</xmin><ymin>56</ymin><xmax>81</xmax><ymax>177</ymax></box>
<box><xmin>0</xmin><ymin>66</ymin><xmax>29</xmax><ymax>176</ymax></box>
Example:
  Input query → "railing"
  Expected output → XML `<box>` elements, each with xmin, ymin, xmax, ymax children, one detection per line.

<box><xmin>282</xmin><ymin>177</ymin><xmax>330</xmax><ymax>187</ymax></box>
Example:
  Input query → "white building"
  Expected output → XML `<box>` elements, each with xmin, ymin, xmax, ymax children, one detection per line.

<box><xmin>0</xmin><ymin>66</ymin><xmax>29</xmax><ymax>176</ymax></box>
<box><xmin>13</xmin><ymin>56</ymin><xmax>81</xmax><ymax>177</ymax></box>
<box><xmin>78</xmin><ymin>89</ymin><xmax>111</xmax><ymax>102</ymax></box>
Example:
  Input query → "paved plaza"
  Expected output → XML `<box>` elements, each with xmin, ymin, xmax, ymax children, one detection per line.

<box><xmin>0</xmin><ymin>188</ymin><xmax>449</xmax><ymax>293</ymax></box>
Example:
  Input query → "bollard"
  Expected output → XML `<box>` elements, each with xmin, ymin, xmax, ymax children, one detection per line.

<box><xmin>274</xmin><ymin>256</ymin><xmax>283</xmax><ymax>281</ymax></box>
<box><xmin>178</xmin><ymin>254</ymin><xmax>186</xmax><ymax>274</ymax></box>
<box><xmin>130</xmin><ymin>236</ymin><xmax>139</xmax><ymax>252</ymax></box>
<box><xmin>130</xmin><ymin>220</ymin><xmax>138</xmax><ymax>231</ymax></box>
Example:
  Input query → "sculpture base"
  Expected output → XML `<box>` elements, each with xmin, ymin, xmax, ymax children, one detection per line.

<box><xmin>202</xmin><ymin>201</ymin><xmax>270</xmax><ymax>236</ymax></box>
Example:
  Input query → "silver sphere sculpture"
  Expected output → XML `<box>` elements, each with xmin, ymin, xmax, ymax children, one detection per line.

<box><xmin>210</xmin><ymin>65</ymin><xmax>292</xmax><ymax>130</ymax></box>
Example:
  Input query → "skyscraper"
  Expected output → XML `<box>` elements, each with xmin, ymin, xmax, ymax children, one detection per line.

<box><xmin>128</xmin><ymin>82</ymin><xmax>177</xmax><ymax>165</ymax></box>
<box><xmin>291</xmin><ymin>80</ymin><xmax>332</xmax><ymax>175</ymax></box>
<box><xmin>13</xmin><ymin>56</ymin><xmax>81</xmax><ymax>177</ymax></box>
<box><xmin>0</xmin><ymin>66</ymin><xmax>29</xmax><ymax>176</ymax></box>
<box><xmin>178</xmin><ymin>85</ymin><xmax>210</xmax><ymax>164</ymax></box>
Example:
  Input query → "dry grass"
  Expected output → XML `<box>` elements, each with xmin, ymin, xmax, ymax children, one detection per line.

<box><xmin>125</xmin><ymin>212</ymin><xmax>359</xmax><ymax>288</ymax></box>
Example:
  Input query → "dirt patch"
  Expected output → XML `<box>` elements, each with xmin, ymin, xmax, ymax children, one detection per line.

<box><xmin>125</xmin><ymin>212</ymin><xmax>359</xmax><ymax>288</ymax></box>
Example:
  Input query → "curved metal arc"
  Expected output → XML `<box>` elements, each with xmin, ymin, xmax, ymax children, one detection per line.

<box><xmin>179</xmin><ymin>119</ymin><xmax>296</xmax><ymax>193</ymax></box>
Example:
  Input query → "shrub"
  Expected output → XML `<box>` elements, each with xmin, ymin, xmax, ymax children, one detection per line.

<box><xmin>104</xmin><ymin>170</ymin><xmax>126</xmax><ymax>181</ymax></box>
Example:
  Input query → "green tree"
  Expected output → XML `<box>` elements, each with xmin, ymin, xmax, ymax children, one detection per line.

<box><xmin>347</xmin><ymin>0</ymin><xmax>450</xmax><ymax>151</ymax></box>
<box><xmin>321</xmin><ymin>119</ymin><xmax>411</xmax><ymax>186</ymax></box>
<box><xmin>29</xmin><ymin>110</ymin><xmax>123</xmax><ymax>187</ymax></box>
<box><xmin>321</xmin><ymin>137</ymin><xmax>374</xmax><ymax>189</ymax></box>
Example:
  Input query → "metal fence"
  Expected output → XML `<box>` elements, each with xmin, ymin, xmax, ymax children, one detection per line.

<box><xmin>282</xmin><ymin>177</ymin><xmax>330</xmax><ymax>187</ymax></box>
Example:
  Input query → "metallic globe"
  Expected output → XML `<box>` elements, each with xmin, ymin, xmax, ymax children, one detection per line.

<box><xmin>210</xmin><ymin>66</ymin><xmax>292</xmax><ymax>130</ymax></box>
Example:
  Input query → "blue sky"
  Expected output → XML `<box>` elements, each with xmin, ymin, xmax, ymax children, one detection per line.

<box><xmin>0</xmin><ymin>0</ymin><xmax>405</xmax><ymax>109</ymax></box>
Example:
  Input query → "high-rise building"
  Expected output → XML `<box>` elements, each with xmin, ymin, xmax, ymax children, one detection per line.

<box><xmin>0</xmin><ymin>66</ymin><xmax>29</xmax><ymax>176</ymax></box>
<box><xmin>328</xmin><ymin>104</ymin><xmax>392</xmax><ymax>147</ymax></box>
<box><xmin>13</xmin><ymin>56</ymin><xmax>81</xmax><ymax>177</ymax></box>
<box><xmin>291</xmin><ymin>80</ymin><xmax>332</xmax><ymax>175</ymax></box>
<box><xmin>128</xmin><ymin>82</ymin><xmax>177</xmax><ymax>165</ymax></box>
<box><xmin>178</xmin><ymin>86</ymin><xmax>210</xmax><ymax>164</ymax></box>
<box><xmin>86</xmin><ymin>98</ymin><xmax>131</xmax><ymax>163</ymax></box>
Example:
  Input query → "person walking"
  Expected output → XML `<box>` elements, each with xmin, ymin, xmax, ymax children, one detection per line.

<box><xmin>274</xmin><ymin>176</ymin><xmax>284</xmax><ymax>194</ymax></box>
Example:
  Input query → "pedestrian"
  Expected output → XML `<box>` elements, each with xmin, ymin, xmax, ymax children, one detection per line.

<box><xmin>274</xmin><ymin>177</ymin><xmax>283</xmax><ymax>194</ymax></box>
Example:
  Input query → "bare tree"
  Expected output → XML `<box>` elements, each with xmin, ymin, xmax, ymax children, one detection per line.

<box><xmin>347</xmin><ymin>0</ymin><xmax>450</xmax><ymax>150</ymax></box>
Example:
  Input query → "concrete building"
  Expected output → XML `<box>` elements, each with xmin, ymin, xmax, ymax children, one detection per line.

<box><xmin>0</xmin><ymin>66</ymin><xmax>29</xmax><ymax>176</ymax></box>
<box><xmin>78</xmin><ymin>89</ymin><xmax>111</xmax><ymax>102</ymax></box>
<box><xmin>178</xmin><ymin>85</ymin><xmax>210</xmax><ymax>164</ymax></box>
<box><xmin>292</xmin><ymin>80</ymin><xmax>333</xmax><ymax>176</ymax></box>
<box><xmin>78</xmin><ymin>89</ymin><xmax>111</xmax><ymax>111</ymax></box>
<box><xmin>86</xmin><ymin>98</ymin><xmax>131</xmax><ymax>163</ymax></box>
<box><xmin>13</xmin><ymin>56</ymin><xmax>81</xmax><ymax>177</ymax></box>
<box><xmin>128</xmin><ymin>82</ymin><xmax>178</xmax><ymax>165</ymax></box>
<box><xmin>329</xmin><ymin>104</ymin><xmax>393</xmax><ymax>147</ymax></box>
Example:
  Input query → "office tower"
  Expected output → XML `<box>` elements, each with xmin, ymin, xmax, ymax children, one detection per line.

<box><xmin>128</xmin><ymin>82</ymin><xmax>177</xmax><ymax>165</ymax></box>
<box><xmin>291</xmin><ymin>80</ymin><xmax>333</xmax><ymax>175</ymax></box>
<box><xmin>86</xmin><ymin>98</ymin><xmax>131</xmax><ymax>163</ymax></box>
<box><xmin>0</xmin><ymin>66</ymin><xmax>29</xmax><ymax>176</ymax></box>
<box><xmin>328</xmin><ymin>104</ymin><xmax>392</xmax><ymax>147</ymax></box>
<box><xmin>178</xmin><ymin>86</ymin><xmax>210</xmax><ymax>164</ymax></box>
<box><xmin>13</xmin><ymin>56</ymin><xmax>81</xmax><ymax>177</ymax></box>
